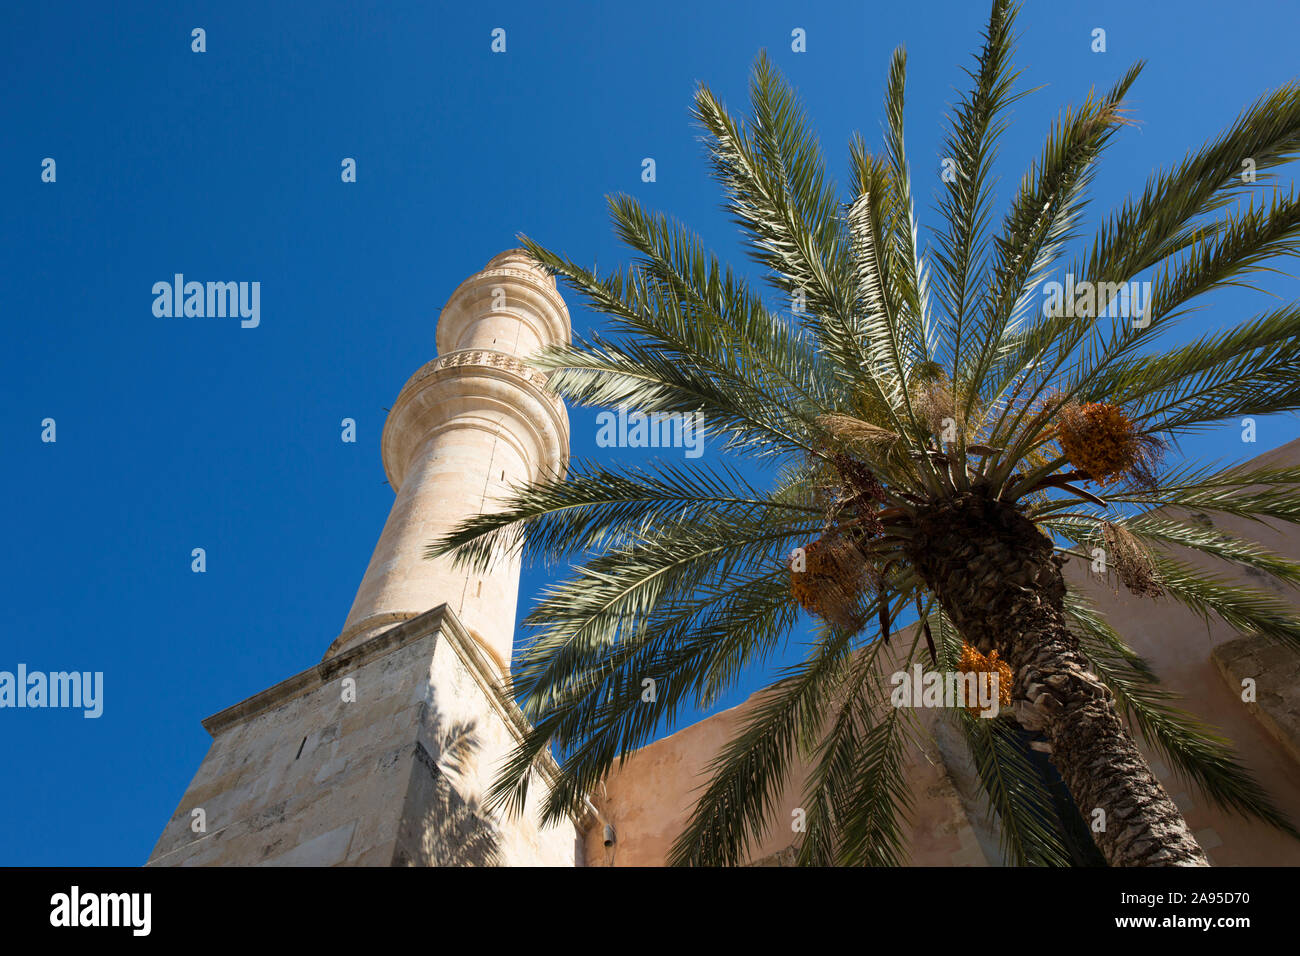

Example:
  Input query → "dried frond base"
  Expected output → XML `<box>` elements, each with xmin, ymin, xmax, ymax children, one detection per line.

<box><xmin>1101</xmin><ymin>521</ymin><xmax>1164</xmax><ymax>597</ymax></box>
<box><xmin>816</xmin><ymin>414</ymin><xmax>899</xmax><ymax>455</ymax></box>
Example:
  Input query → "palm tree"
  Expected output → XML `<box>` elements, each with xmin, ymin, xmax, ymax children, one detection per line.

<box><xmin>430</xmin><ymin>0</ymin><xmax>1300</xmax><ymax>866</ymax></box>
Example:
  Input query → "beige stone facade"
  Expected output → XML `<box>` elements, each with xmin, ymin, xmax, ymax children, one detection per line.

<box><xmin>148</xmin><ymin>607</ymin><xmax>583</xmax><ymax>866</ymax></box>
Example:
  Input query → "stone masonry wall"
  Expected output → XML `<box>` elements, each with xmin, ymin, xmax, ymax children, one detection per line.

<box><xmin>148</xmin><ymin>607</ymin><xmax>580</xmax><ymax>867</ymax></box>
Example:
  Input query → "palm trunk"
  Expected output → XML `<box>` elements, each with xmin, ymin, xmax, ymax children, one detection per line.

<box><xmin>904</xmin><ymin>491</ymin><xmax>1208</xmax><ymax>866</ymax></box>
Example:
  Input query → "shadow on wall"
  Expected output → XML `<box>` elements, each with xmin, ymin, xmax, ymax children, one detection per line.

<box><xmin>393</xmin><ymin>711</ymin><xmax>503</xmax><ymax>867</ymax></box>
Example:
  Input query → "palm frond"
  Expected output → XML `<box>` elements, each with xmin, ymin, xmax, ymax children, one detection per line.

<box><xmin>974</xmin><ymin>63</ymin><xmax>1143</xmax><ymax>460</ymax></box>
<box><xmin>880</xmin><ymin>46</ymin><xmax>936</xmax><ymax>362</ymax></box>
<box><xmin>692</xmin><ymin>54</ymin><xmax>865</xmax><ymax>392</ymax></box>
<box><xmin>426</xmin><ymin>459</ymin><xmax>818</xmax><ymax>572</ymax></box>
<box><xmin>668</xmin><ymin>628</ymin><xmax>857</xmax><ymax>866</ymax></box>
<box><xmin>933</xmin><ymin>0</ymin><xmax>1023</xmax><ymax>372</ymax></box>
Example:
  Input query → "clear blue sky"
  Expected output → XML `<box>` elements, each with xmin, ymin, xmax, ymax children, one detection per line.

<box><xmin>2</xmin><ymin>0</ymin><xmax>1297</xmax><ymax>865</ymax></box>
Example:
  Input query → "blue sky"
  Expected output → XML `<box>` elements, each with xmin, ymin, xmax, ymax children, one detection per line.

<box><xmin>2</xmin><ymin>0</ymin><xmax>1298</xmax><ymax>865</ymax></box>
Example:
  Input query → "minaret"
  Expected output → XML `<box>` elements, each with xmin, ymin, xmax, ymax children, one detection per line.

<box><xmin>146</xmin><ymin>251</ymin><xmax>590</xmax><ymax>867</ymax></box>
<box><xmin>328</xmin><ymin>249</ymin><xmax>572</xmax><ymax>670</ymax></box>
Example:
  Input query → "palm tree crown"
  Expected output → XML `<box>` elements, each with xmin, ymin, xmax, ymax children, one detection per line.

<box><xmin>431</xmin><ymin>0</ymin><xmax>1300</xmax><ymax>865</ymax></box>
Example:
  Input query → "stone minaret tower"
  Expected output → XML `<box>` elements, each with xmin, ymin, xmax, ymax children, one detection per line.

<box><xmin>147</xmin><ymin>251</ymin><xmax>591</xmax><ymax>867</ymax></box>
<box><xmin>329</xmin><ymin>249</ymin><xmax>572</xmax><ymax>670</ymax></box>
